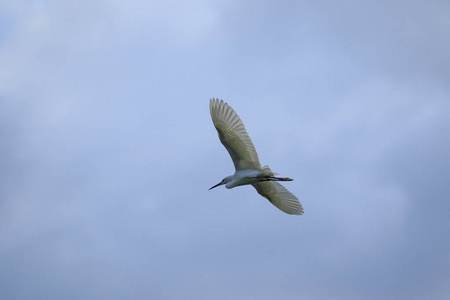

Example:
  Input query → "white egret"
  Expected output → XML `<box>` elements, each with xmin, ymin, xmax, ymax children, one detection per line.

<box><xmin>209</xmin><ymin>98</ymin><xmax>303</xmax><ymax>215</ymax></box>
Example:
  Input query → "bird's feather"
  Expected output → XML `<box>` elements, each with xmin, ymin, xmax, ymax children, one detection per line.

<box><xmin>252</xmin><ymin>181</ymin><xmax>303</xmax><ymax>215</ymax></box>
<box><xmin>210</xmin><ymin>98</ymin><xmax>261</xmax><ymax>171</ymax></box>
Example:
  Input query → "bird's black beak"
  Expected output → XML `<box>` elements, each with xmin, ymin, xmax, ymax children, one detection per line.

<box><xmin>209</xmin><ymin>182</ymin><xmax>222</xmax><ymax>190</ymax></box>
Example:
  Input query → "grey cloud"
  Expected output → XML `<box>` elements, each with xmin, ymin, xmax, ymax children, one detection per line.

<box><xmin>1</xmin><ymin>1</ymin><xmax>449</xmax><ymax>299</ymax></box>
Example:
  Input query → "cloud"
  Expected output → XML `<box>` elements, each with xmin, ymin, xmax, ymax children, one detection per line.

<box><xmin>1</xmin><ymin>1</ymin><xmax>449</xmax><ymax>299</ymax></box>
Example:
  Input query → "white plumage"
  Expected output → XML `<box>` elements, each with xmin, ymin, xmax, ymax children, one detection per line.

<box><xmin>209</xmin><ymin>98</ymin><xmax>303</xmax><ymax>215</ymax></box>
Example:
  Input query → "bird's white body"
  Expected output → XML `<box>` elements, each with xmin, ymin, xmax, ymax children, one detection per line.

<box><xmin>209</xmin><ymin>98</ymin><xmax>303</xmax><ymax>215</ymax></box>
<box><xmin>225</xmin><ymin>169</ymin><xmax>269</xmax><ymax>189</ymax></box>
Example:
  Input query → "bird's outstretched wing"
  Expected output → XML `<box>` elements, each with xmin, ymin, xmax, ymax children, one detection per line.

<box><xmin>252</xmin><ymin>181</ymin><xmax>303</xmax><ymax>215</ymax></box>
<box><xmin>210</xmin><ymin>98</ymin><xmax>261</xmax><ymax>171</ymax></box>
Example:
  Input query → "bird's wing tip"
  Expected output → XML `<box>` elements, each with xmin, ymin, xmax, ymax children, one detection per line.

<box><xmin>252</xmin><ymin>181</ymin><xmax>303</xmax><ymax>215</ymax></box>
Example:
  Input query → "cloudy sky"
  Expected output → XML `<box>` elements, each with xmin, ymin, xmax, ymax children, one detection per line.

<box><xmin>1</xmin><ymin>0</ymin><xmax>449</xmax><ymax>299</ymax></box>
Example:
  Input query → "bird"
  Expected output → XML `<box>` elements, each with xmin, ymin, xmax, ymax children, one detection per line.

<box><xmin>209</xmin><ymin>98</ymin><xmax>303</xmax><ymax>215</ymax></box>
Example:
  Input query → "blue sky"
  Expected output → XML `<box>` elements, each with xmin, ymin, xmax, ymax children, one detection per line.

<box><xmin>1</xmin><ymin>1</ymin><xmax>449</xmax><ymax>299</ymax></box>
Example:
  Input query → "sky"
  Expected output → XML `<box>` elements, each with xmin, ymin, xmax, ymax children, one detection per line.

<box><xmin>1</xmin><ymin>0</ymin><xmax>449</xmax><ymax>299</ymax></box>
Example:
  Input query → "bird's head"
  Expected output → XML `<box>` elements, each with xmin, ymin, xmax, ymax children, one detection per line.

<box><xmin>209</xmin><ymin>175</ymin><xmax>233</xmax><ymax>190</ymax></box>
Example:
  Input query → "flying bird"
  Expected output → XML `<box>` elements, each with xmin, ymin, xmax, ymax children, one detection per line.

<box><xmin>209</xmin><ymin>98</ymin><xmax>303</xmax><ymax>215</ymax></box>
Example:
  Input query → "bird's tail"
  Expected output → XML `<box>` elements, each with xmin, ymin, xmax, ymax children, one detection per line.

<box><xmin>261</xmin><ymin>165</ymin><xmax>278</xmax><ymax>176</ymax></box>
<box><xmin>260</xmin><ymin>165</ymin><xmax>293</xmax><ymax>181</ymax></box>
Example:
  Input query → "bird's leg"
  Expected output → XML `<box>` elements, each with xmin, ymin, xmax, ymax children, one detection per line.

<box><xmin>260</xmin><ymin>175</ymin><xmax>293</xmax><ymax>182</ymax></box>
